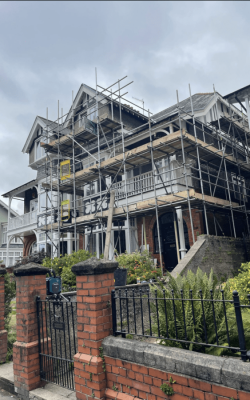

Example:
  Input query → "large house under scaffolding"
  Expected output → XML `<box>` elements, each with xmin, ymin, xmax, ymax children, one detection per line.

<box><xmin>3</xmin><ymin>82</ymin><xmax>250</xmax><ymax>272</ymax></box>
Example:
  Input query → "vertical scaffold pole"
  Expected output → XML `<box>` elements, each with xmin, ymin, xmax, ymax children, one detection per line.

<box><xmin>57</xmin><ymin>100</ymin><xmax>61</xmax><ymax>257</ymax></box>
<box><xmin>148</xmin><ymin>110</ymin><xmax>163</xmax><ymax>275</ymax></box>
<box><xmin>45</xmin><ymin>108</ymin><xmax>48</xmax><ymax>257</ymax></box>
<box><xmin>189</xmin><ymin>84</ymin><xmax>209</xmax><ymax>235</ymax></box>
<box><xmin>118</xmin><ymin>80</ymin><xmax>131</xmax><ymax>253</ymax></box>
<box><xmin>176</xmin><ymin>90</ymin><xmax>195</xmax><ymax>245</ymax></box>
<box><xmin>96</xmin><ymin>68</ymin><xmax>104</xmax><ymax>256</ymax></box>
<box><xmin>213</xmin><ymin>86</ymin><xmax>236</xmax><ymax>238</ymax></box>
<box><xmin>72</xmin><ymin>91</ymin><xmax>77</xmax><ymax>252</ymax></box>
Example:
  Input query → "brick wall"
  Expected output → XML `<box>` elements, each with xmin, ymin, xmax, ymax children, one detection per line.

<box><xmin>79</xmin><ymin>234</ymin><xmax>84</xmax><ymax>250</ymax></box>
<box><xmin>23</xmin><ymin>234</ymin><xmax>36</xmax><ymax>257</ymax></box>
<box><xmin>103</xmin><ymin>337</ymin><xmax>250</xmax><ymax>400</ymax></box>
<box><xmin>104</xmin><ymin>359</ymin><xmax>246</xmax><ymax>400</ymax></box>
<box><xmin>13</xmin><ymin>265</ymin><xmax>48</xmax><ymax>399</ymax></box>
<box><xmin>72</xmin><ymin>259</ymin><xmax>118</xmax><ymax>400</ymax></box>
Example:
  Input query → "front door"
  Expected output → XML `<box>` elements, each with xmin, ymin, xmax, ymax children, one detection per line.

<box><xmin>158</xmin><ymin>212</ymin><xmax>190</xmax><ymax>272</ymax></box>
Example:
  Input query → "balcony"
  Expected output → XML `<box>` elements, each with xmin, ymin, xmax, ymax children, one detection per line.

<box><xmin>8</xmin><ymin>210</ymin><xmax>37</xmax><ymax>231</ymax></box>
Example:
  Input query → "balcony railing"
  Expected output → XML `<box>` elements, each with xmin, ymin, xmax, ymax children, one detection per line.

<box><xmin>112</xmin><ymin>167</ymin><xmax>180</xmax><ymax>200</ymax></box>
<box><xmin>8</xmin><ymin>210</ymin><xmax>37</xmax><ymax>231</ymax></box>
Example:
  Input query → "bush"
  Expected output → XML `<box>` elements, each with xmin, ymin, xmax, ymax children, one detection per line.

<box><xmin>150</xmin><ymin>268</ymin><xmax>250</xmax><ymax>357</ymax></box>
<box><xmin>42</xmin><ymin>250</ymin><xmax>93</xmax><ymax>290</ymax></box>
<box><xmin>227</xmin><ymin>262</ymin><xmax>250</xmax><ymax>303</ymax></box>
<box><xmin>115</xmin><ymin>250</ymin><xmax>161</xmax><ymax>284</ymax></box>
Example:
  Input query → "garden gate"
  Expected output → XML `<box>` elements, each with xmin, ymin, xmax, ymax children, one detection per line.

<box><xmin>36</xmin><ymin>296</ymin><xmax>77</xmax><ymax>391</ymax></box>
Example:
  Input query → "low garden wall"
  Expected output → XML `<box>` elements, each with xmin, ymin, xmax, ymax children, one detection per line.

<box><xmin>103</xmin><ymin>336</ymin><xmax>250</xmax><ymax>400</ymax></box>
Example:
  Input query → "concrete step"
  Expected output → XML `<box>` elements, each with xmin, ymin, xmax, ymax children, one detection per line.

<box><xmin>29</xmin><ymin>383</ymin><xmax>76</xmax><ymax>400</ymax></box>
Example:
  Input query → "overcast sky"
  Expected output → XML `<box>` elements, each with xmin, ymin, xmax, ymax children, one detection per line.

<box><xmin>0</xmin><ymin>1</ymin><xmax>250</xmax><ymax>213</ymax></box>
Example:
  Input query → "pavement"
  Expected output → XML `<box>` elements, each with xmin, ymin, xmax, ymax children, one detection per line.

<box><xmin>0</xmin><ymin>362</ymin><xmax>76</xmax><ymax>400</ymax></box>
<box><xmin>0</xmin><ymin>388</ymin><xmax>17</xmax><ymax>399</ymax></box>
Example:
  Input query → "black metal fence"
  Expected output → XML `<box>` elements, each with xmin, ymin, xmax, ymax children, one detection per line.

<box><xmin>36</xmin><ymin>296</ymin><xmax>77</xmax><ymax>390</ymax></box>
<box><xmin>111</xmin><ymin>288</ymin><xmax>250</xmax><ymax>361</ymax></box>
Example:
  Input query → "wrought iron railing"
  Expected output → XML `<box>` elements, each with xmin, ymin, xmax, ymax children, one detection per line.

<box><xmin>111</xmin><ymin>288</ymin><xmax>250</xmax><ymax>362</ymax></box>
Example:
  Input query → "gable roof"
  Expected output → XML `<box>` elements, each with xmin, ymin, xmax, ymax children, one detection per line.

<box><xmin>152</xmin><ymin>93</ymin><xmax>214</xmax><ymax>123</ymax></box>
<box><xmin>22</xmin><ymin>116</ymin><xmax>57</xmax><ymax>154</ymax></box>
<box><xmin>2</xmin><ymin>179</ymin><xmax>37</xmax><ymax>199</ymax></box>
<box><xmin>0</xmin><ymin>199</ymin><xmax>19</xmax><ymax>217</ymax></box>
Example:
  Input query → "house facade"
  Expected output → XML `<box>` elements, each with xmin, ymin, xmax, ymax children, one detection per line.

<box><xmin>3</xmin><ymin>82</ymin><xmax>250</xmax><ymax>272</ymax></box>
<box><xmin>0</xmin><ymin>199</ymin><xmax>23</xmax><ymax>267</ymax></box>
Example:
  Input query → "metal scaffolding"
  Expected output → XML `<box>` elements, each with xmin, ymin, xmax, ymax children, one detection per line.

<box><xmin>38</xmin><ymin>74</ymin><xmax>250</xmax><ymax>271</ymax></box>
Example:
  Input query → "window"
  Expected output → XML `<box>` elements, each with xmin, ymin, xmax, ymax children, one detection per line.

<box><xmin>2</xmin><ymin>226</ymin><xmax>7</xmax><ymax>244</ymax></box>
<box><xmin>9</xmin><ymin>252</ymin><xmax>14</xmax><ymax>266</ymax></box>
<box><xmin>88</xmin><ymin>104</ymin><xmax>97</xmax><ymax>122</ymax></box>
<box><xmin>86</xmin><ymin>182</ymin><xmax>96</xmax><ymax>197</ymax></box>
<box><xmin>35</xmin><ymin>128</ymin><xmax>45</xmax><ymax>160</ymax></box>
<box><xmin>36</xmin><ymin>139</ymin><xmax>45</xmax><ymax>160</ymax></box>
<box><xmin>79</xmin><ymin>114</ymin><xmax>85</xmax><ymax>128</ymax></box>
<box><xmin>114</xmin><ymin>230</ymin><xmax>126</xmax><ymax>254</ymax></box>
<box><xmin>232</xmin><ymin>173</ymin><xmax>246</xmax><ymax>199</ymax></box>
<box><xmin>29</xmin><ymin>241</ymin><xmax>37</xmax><ymax>255</ymax></box>
<box><xmin>39</xmin><ymin>192</ymin><xmax>46</xmax><ymax>213</ymax></box>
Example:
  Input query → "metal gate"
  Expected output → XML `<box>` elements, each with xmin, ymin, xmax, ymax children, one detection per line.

<box><xmin>36</xmin><ymin>296</ymin><xmax>77</xmax><ymax>391</ymax></box>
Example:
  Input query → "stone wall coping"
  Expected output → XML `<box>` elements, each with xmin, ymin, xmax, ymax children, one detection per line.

<box><xmin>102</xmin><ymin>336</ymin><xmax>250</xmax><ymax>392</ymax></box>
<box><xmin>14</xmin><ymin>262</ymin><xmax>48</xmax><ymax>277</ymax></box>
<box><xmin>198</xmin><ymin>234</ymin><xmax>250</xmax><ymax>242</ymax></box>
<box><xmin>72</xmin><ymin>257</ymin><xmax>118</xmax><ymax>276</ymax></box>
<box><xmin>0</xmin><ymin>268</ymin><xmax>6</xmax><ymax>276</ymax></box>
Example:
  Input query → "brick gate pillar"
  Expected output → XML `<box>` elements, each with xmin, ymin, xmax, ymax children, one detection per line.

<box><xmin>0</xmin><ymin>268</ymin><xmax>7</xmax><ymax>363</ymax></box>
<box><xmin>13</xmin><ymin>263</ymin><xmax>48</xmax><ymax>400</ymax></box>
<box><xmin>72</xmin><ymin>257</ymin><xmax>118</xmax><ymax>400</ymax></box>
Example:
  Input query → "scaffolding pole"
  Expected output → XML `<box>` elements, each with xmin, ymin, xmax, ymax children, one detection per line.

<box><xmin>176</xmin><ymin>90</ymin><xmax>195</xmax><ymax>244</ymax></box>
<box><xmin>148</xmin><ymin>109</ymin><xmax>163</xmax><ymax>274</ymax></box>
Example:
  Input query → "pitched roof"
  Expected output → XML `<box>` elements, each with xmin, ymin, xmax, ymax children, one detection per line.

<box><xmin>2</xmin><ymin>179</ymin><xmax>37</xmax><ymax>199</ymax></box>
<box><xmin>0</xmin><ymin>199</ymin><xmax>19</xmax><ymax>217</ymax></box>
<box><xmin>152</xmin><ymin>93</ymin><xmax>214</xmax><ymax>123</ymax></box>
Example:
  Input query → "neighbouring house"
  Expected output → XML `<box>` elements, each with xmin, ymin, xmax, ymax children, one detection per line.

<box><xmin>2</xmin><ymin>81</ymin><xmax>250</xmax><ymax>272</ymax></box>
<box><xmin>0</xmin><ymin>199</ymin><xmax>23</xmax><ymax>267</ymax></box>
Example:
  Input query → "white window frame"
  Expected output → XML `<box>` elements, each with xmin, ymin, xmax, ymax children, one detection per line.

<box><xmin>2</xmin><ymin>225</ymin><xmax>7</xmax><ymax>244</ymax></box>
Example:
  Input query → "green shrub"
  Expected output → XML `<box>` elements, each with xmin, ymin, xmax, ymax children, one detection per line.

<box><xmin>42</xmin><ymin>250</ymin><xmax>93</xmax><ymax>290</ymax></box>
<box><xmin>150</xmin><ymin>268</ymin><xmax>250</xmax><ymax>357</ymax></box>
<box><xmin>115</xmin><ymin>250</ymin><xmax>161</xmax><ymax>284</ymax></box>
<box><xmin>227</xmin><ymin>262</ymin><xmax>250</xmax><ymax>303</ymax></box>
<box><xmin>160</xmin><ymin>383</ymin><xmax>174</xmax><ymax>396</ymax></box>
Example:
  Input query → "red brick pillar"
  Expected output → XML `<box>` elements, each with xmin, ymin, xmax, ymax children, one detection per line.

<box><xmin>72</xmin><ymin>257</ymin><xmax>118</xmax><ymax>400</ymax></box>
<box><xmin>0</xmin><ymin>268</ymin><xmax>7</xmax><ymax>363</ymax></box>
<box><xmin>13</xmin><ymin>263</ymin><xmax>49</xmax><ymax>400</ymax></box>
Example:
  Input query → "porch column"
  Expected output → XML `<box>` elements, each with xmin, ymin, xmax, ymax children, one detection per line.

<box><xmin>175</xmin><ymin>207</ymin><xmax>187</xmax><ymax>259</ymax></box>
<box><xmin>0</xmin><ymin>268</ymin><xmax>7</xmax><ymax>363</ymax></box>
<box><xmin>72</xmin><ymin>257</ymin><xmax>118</xmax><ymax>400</ymax></box>
<box><xmin>13</xmin><ymin>263</ymin><xmax>48</xmax><ymax>400</ymax></box>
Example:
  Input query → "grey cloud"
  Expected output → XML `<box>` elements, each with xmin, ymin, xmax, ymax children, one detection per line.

<box><xmin>1</xmin><ymin>0</ymin><xmax>250</xmax><ymax>205</ymax></box>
